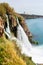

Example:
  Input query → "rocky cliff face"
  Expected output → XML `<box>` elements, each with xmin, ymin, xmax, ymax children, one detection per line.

<box><xmin>0</xmin><ymin>3</ymin><xmax>36</xmax><ymax>65</ymax></box>
<box><xmin>18</xmin><ymin>18</ymin><xmax>32</xmax><ymax>39</ymax></box>
<box><xmin>0</xmin><ymin>17</ymin><xmax>4</xmax><ymax>37</ymax></box>
<box><xmin>8</xmin><ymin>14</ymin><xmax>32</xmax><ymax>39</ymax></box>
<box><xmin>0</xmin><ymin>3</ymin><xmax>32</xmax><ymax>41</ymax></box>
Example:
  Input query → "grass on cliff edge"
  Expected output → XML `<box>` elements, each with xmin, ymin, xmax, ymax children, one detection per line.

<box><xmin>0</xmin><ymin>36</ymin><xmax>35</xmax><ymax>65</ymax></box>
<box><xmin>0</xmin><ymin>36</ymin><xmax>26</xmax><ymax>65</ymax></box>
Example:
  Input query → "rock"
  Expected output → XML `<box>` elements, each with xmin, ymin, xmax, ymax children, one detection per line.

<box><xmin>0</xmin><ymin>27</ymin><xmax>4</xmax><ymax>37</ymax></box>
<box><xmin>19</xmin><ymin>19</ymin><xmax>32</xmax><ymax>39</ymax></box>
<box><xmin>8</xmin><ymin>14</ymin><xmax>18</xmax><ymax>37</ymax></box>
<box><xmin>9</xmin><ymin>15</ymin><xmax>17</xmax><ymax>27</ymax></box>
<box><xmin>8</xmin><ymin>14</ymin><xmax>32</xmax><ymax>40</ymax></box>
<box><xmin>0</xmin><ymin>17</ymin><xmax>4</xmax><ymax>37</ymax></box>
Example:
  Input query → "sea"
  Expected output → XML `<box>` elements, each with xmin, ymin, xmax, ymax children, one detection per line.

<box><xmin>26</xmin><ymin>18</ymin><xmax>43</xmax><ymax>46</ymax></box>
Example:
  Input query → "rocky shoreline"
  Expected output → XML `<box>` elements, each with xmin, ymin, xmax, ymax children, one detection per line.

<box><xmin>20</xmin><ymin>14</ymin><xmax>43</xmax><ymax>19</ymax></box>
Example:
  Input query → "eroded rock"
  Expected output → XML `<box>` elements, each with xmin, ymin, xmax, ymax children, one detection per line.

<box><xmin>8</xmin><ymin>14</ymin><xmax>18</xmax><ymax>37</ymax></box>
<box><xmin>19</xmin><ymin>19</ymin><xmax>32</xmax><ymax>39</ymax></box>
<box><xmin>0</xmin><ymin>17</ymin><xmax>4</xmax><ymax>37</ymax></box>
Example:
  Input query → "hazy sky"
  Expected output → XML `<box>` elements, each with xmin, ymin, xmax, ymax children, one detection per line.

<box><xmin>0</xmin><ymin>0</ymin><xmax>43</xmax><ymax>15</ymax></box>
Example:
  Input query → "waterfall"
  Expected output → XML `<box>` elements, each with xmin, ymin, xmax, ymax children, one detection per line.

<box><xmin>17</xmin><ymin>18</ymin><xmax>32</xmax><ymax>56</ymax></box>
<box><xmin>17</xmin><ymin>18</ymin><xmax>43</xmax><ymax>64</ymax></box>
<box><xmin>4</xmin><ymin>15</ymin><xmax>32</xmax><ymax>56</ymax></box>
<box><xmin>4</xmin><ymin>15</ymin><xmax>28</xmax><ymax>52</ymax></box>
<box><xmin>5</xmin><ymin>14</ymin><xmax>11</xmax><ymax>34</ymax></box>
<box><xmin>4</xmin><ymin>15</ymin><xmax>43</xmax><ymax>64</ymax></box>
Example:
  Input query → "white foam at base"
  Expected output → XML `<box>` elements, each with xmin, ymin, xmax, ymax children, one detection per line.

<box><xmin>4</xmin><ymin>16</ymin><xmax>43</xmax><ymax>64</ymax></box>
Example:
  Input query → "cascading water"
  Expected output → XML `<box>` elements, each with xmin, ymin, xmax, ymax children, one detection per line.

<box><xmin>4</xmin><ymin>15</ymin><xmax>32</xmax><ymax>56</ymax></box>
<box><xmin>4</xmin><ymin>15</ymin><xmax>21</xmax><ymax>42</ymax></box>
<box><xmin>4</xmin><ymin>15</ymin><xmax>43</xmax><ymax>64</ymax></box>
<box><xmin>5</xmin><ymin>14</ymin><xmax>11</xmax><ymax>34</ymax></box>
<box><xmin>17</xmin><ymin>18</ymin><xmax>32</xmax><ymax>56</ymax></box>
<box><xmin>17</xmin><ymin>18</ymin><xmax>43</xmax><ymax>64</ymax></box>
<box><xmin>4</xmin><ymin>15</ymin><xmax>31</xmax><ymax>53</ymax></box>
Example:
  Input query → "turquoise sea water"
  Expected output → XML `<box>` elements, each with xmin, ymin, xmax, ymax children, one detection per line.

<box><xmin>26</xmin><ymin>18</ymin><xmax>43</xmax><ymax>45</ymax></box>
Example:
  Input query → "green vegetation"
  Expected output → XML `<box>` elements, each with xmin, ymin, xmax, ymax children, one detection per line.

<box><xmin>0</xmin><ymin>3</ymin><xmax>36</xmax><ymax>65</ymax></box>
<box><xmin>0</xmin><ymin>37</ymin><xmax>26</xmax><ymax>65</ymax></box>
<box><xmin>22</xmin><ymin>55</ymin><xmax>35</xmax><ymax>65</ymax></box>
<box><xmin>0</xmin><ymin>36</ymin><xmax>35</xmax><ymax>65</ymax></box>
<box><xmin>0</xmin><ymin>3</ymin><xmax>24</xmax><ymax>21</ymax></box>
<box><xmin>29</xmin><ymin>38</ymin><xmax>39</xmax><ymax>45</ymax></box>
<box><xmin>12</xmin><ymin>41</ymin><xmax>35</xmax><ymax>65</ymax></box>
<box><xmin>0</xmin><ymin>5</ymin><xmax>6</xmax><ymax>16</ymax></box>
<box><xmin>32</xmin><ymin>40</ymin><xmax>39</xmax><ymax>45</ymax></box>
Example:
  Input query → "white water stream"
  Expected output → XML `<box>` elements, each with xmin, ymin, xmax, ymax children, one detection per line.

<box><xmin>4</xmin><ymin>15</ymin><xmax>43</xmax><ymax>64</ymax></box>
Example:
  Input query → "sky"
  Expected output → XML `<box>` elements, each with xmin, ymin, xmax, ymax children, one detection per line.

<box><xmin>0</xmin><ymin>0</ymin><xmax>43</xmax><ymax>15</ymax></box>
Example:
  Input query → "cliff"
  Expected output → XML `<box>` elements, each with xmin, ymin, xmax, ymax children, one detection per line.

<box><xmin>0</xmin><ymin>3</ymin><xmax>35</xmax><ymax>65</ymax></box>
<box><xmin>0</xmin><ymin>3</ymin><xmax>32</xmax><ymax>40</ymax></box>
